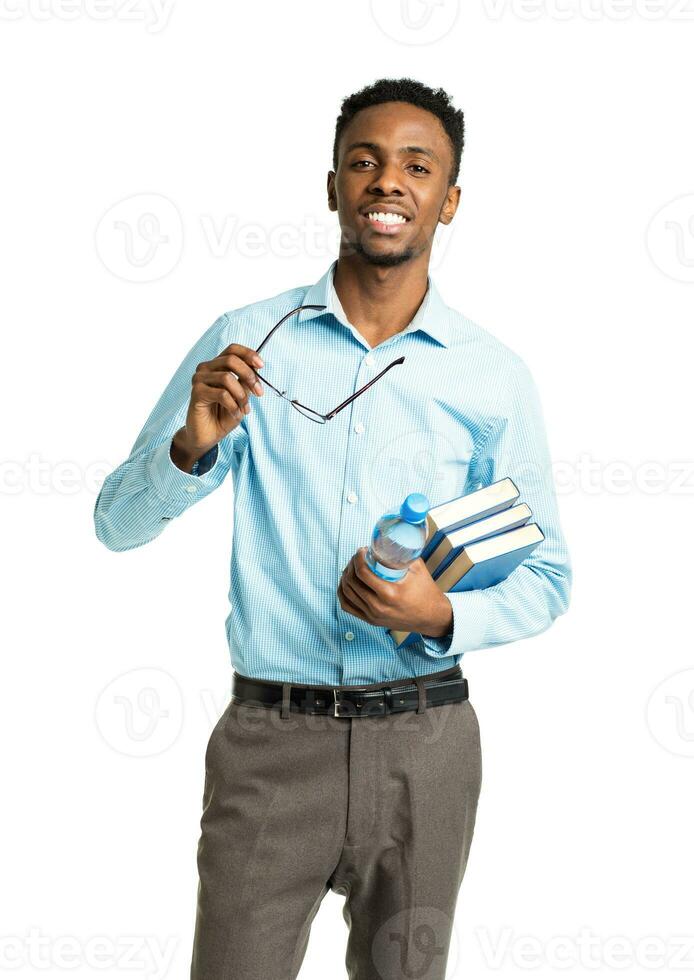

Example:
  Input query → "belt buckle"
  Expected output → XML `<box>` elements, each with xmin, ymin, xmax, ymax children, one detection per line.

<box><xmin>333</xmin><ymin>687</ymin><xmax>388</xmax><ymax>718</ymax></box>
<box><xmin>333</xmin><ymin>688</ymin><xmax>346</xmax><ymax>717</ymax></box>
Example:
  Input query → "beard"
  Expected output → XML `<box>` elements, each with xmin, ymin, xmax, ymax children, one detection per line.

<box><xmin>350</xmin><ymin>239</ymin><xmax>418</xmax><ymax>267</ymax></box>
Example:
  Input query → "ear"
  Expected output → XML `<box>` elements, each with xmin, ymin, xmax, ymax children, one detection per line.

<box><xmin>439</xmin><ymin>185</ymin><xmax>461</xmax><ymax>226</ymax></box>
<box><xmin>327</xmin><ymin>171</ymin><xmax>338</xmax><ymax>212</ymax></box>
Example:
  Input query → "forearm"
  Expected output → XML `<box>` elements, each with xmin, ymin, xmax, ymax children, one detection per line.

<box><xmin>93</xmin><ymin>434</ymin><xmax>223</xmax><ymax>552</ymax></box>
<box><xmin>421</xmin><ymin>555</ymin><xmax>571</xmax><ymax>659</ymax></box>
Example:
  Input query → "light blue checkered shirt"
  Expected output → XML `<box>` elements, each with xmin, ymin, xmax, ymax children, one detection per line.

<box><xmin>94</xmin><ymin>260</ymin><xmax>571</xmax><ymax>685</ymax></box>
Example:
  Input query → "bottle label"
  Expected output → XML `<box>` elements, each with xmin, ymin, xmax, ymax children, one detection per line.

<box><xmin>369</xmin><ymin>557</ymin><xmax>407</xmax><ymax>582</ymax></box>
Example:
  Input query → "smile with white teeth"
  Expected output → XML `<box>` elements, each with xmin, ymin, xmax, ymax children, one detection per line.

<box><xmin>366</xmin><ymin>211</ymin><xmax>408</xmax><ymax>225</ymax></box>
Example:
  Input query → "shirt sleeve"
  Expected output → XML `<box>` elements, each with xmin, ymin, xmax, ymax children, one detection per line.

<box><xmin>93</xmin><ymin>312</ymin><xmax>249</xmax><ymax>552</ymax></box>
<box><xmin>421</xmin><ymin>356</ymin><xmax>572</xmax><ymax>658</ymax></box>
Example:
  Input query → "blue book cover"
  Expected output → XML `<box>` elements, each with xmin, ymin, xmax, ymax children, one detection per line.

<box><xmin>420</xmin><ymin>477</ymin><xmax>520</xmax><ymax>563</ymax></box>
<box><xmin>426</xmin><ymin>503</ymin><xmax>533</xmax><ymax>579</ymax></box>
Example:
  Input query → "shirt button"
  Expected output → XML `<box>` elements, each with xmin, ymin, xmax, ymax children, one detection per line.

<box><xmin>354</xmin><ymin>422</ymin><xmax>365</xmax><ymax>434</ymax></box>
<box><xmin>346</xmin><ymin>491</ymin><xmax>357</xmax><ymax>504</ymax></box>
<box><xmin>185</xmin><ymin>484</ymin><xmax>197</xmax><ymax>493</ymax></box>
<box><xmin>345</xmin><ymin>631</ymin><xmax>354</xmax><ymax>641</ymax></box>
<box><xmin>364</xmin><ymin>354</ymin><xmax>375</xmax><ymax>367</ymax></box>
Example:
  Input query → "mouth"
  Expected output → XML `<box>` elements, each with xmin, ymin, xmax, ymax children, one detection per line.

<box><xmin>359</xmin><ymin>208</ymin><xmax>412</xmax><ymax>235</ymax></box>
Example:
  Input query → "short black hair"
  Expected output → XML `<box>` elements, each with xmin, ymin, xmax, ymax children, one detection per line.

<box><xmin>333</xmin><ymin>77</ymin><xmax>464</xmax><ymax>186</ymax></box>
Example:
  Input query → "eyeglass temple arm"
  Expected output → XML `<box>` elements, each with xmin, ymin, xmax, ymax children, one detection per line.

<box><xmin>322</xmin><ymin>355</ymin><xmax>406</xmax><ymax>420</ymax></box>
<box><xmin>254</xmin><ymin>304</ymin><xmax>327</xmax><ymax>355</ymax></box>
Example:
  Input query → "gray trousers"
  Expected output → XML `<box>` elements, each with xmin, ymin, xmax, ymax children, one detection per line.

<box><xmin>190</xmin><ymin>668</ymin><xmax>482</xmax><ymax>979</ymax></box>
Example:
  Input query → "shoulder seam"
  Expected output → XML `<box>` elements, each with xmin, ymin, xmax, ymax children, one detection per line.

<box><xmin>223</xmin><ymin>284</ymin><xmax>310</xmax><ymax>323</ymax></box>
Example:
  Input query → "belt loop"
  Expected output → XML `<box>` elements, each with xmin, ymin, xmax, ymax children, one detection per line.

<box><xmin>415</xmin><ymin>677</ymin><xmax>427</xmax><ymax>714</ymax></box>
<box><xmin>281</xmin><ymin>683</ymin><xmax>291</xmax><ymax>720</ymax></box>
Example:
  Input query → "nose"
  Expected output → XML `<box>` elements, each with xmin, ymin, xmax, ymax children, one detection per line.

<box><xmin>367</xmin><ymin>160</ymin><xmax>406</xmax><ymax>197</ymax></box>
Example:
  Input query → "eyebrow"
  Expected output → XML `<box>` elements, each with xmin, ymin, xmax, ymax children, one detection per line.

<box><xmin>344</xmin><ymin>141</ymin><xmax>440</xmax><ymax>164</ymax></box>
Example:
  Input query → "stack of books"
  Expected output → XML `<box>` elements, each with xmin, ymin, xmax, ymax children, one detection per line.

<box><xmin>389</xmin><ymin>478</ymin><xmax>545</xmax><ymax>649</ymax></box>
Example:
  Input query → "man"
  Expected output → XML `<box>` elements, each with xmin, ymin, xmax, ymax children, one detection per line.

<box><xmin>94</xmin><ymin>77</ymin><xmax>571</xmax><ymax>980</ymax></box>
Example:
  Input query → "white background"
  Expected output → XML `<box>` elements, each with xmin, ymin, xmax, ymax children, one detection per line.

<box><xmin>2</xmin><ymin>0</ymin><xmax>693</xmax><ymax>977</ymax></box>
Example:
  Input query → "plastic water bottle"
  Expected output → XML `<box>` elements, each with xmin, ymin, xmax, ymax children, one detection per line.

<box><xmin>366</xmin><ymin>493</ymin><xmax>430</xmax><ymax>582</ymax></box>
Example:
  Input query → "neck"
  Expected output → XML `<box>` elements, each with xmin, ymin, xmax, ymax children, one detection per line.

<box><xmin>332</xmin><ymin>250</ymin><xmax>431</xmax><ymax>347</ymax></box>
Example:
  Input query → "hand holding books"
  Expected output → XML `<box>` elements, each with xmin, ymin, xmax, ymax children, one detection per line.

<box><xmin>389</xmin><ymin>479</ymin><xmax>545</xmax><ymax>648</ymax></box>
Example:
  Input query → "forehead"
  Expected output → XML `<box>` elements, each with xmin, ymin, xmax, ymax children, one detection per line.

<box><xmin>338</xmin><ymin>101</ymin><xmax>452</xmax><ymax>164</ymax></box>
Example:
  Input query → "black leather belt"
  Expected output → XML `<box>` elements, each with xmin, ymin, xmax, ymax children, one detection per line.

<box><xmin>231</xmin><ymin>665</ymin><xmax>469</xmax><ymax>718</ymax></box>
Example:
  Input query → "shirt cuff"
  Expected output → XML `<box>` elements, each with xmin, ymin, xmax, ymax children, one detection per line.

<box><xmin>147</xmin><ymin>439</ymin><xmax>221</xmax><ymax>512</ymax></box>
<box><xmin>192</xmin><ymin>443</ymin><xmax>218</xmax><ymax>476</ymax></box>
<box><xmin>420</xmin><ymin>590</ymin><xmax>489</xmax><ymax>659</ymax></box>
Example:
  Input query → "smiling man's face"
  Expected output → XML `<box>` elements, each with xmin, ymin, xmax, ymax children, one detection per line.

<box><xmin>328</xmin><ymin>100</ymin><xmax>460</xmax><ymax>268</ymax></box>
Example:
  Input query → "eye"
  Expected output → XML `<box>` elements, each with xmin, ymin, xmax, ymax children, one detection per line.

<box><xmin>408</xmin><ymin>164</ymin><xmax>430</xmax><ymax>174</ymax></box>
<box><xmin>353</xmin><ymin>159</ymin><xmax>376</xmax><ymax>169</ymax></box>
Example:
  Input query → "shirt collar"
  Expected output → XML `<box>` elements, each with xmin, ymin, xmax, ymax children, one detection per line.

<box><xmin>297</xmin><ymin>259</ymin><xmax>450</xmax><ymax>349</ymax></box>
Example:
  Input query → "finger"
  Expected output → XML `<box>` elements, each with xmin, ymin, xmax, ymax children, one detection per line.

<box><xmin>203</xmin><ymin>353</ymin><xmax>263</xmax><ymax>394</ymax></box>
<box><xmin>192</xmin><ymin>382</ymin><xmax>248</xmax><ymax>418</ymax></box>
<box><xmin>193</xmin><ymin>374</ymin><xmax>250</xmax><ymax>414</ymax></box>
<box><xmin>337</xmin><ymin>581</ymin><xmax>367</xmax><ymax>622</ymax></box>
<box><xmin>197</xmin><ymin>370</ymin><xmax>261</xmax><ymax>409</ymax></box>
<box><xmin>342</xmin><ymin>557</ymin><xmax>373</xmax><ymax>603</ymax></box>
<box><xmin>341</xmin><ymin>575</ymin><xmax>372</xmax><ymax>618</ymax></box>
<box><xmin>207</xmin><ymin>354</ymin><xmax>262</xmax><ymax>392</ymax></box>
<box><xmin>218</xmin><ymin>343</ymin><xmax>264</xmax><ymax>370</ymax></box>
<box><xmin>353</xmin><ymin>547</ymin><xmax>386</xmax><ymax>597</ymax></box>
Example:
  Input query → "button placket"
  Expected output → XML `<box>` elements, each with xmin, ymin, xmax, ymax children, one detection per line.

<box><xmin>337</xmin><ymin>350</ymin><xmax>381</xmax><ymax>664</ymax></box>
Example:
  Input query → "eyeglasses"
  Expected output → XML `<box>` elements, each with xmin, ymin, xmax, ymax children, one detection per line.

<box><xmin>252</xmin><ymin>304</ymin><xmax>405</xmax><ymax>423</ymax></box>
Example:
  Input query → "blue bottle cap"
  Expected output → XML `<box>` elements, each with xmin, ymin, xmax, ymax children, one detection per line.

<box><xmin>399</xmin><ymin>492</ymin><xmax>430</xmax><ymax>524</ymax></box>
